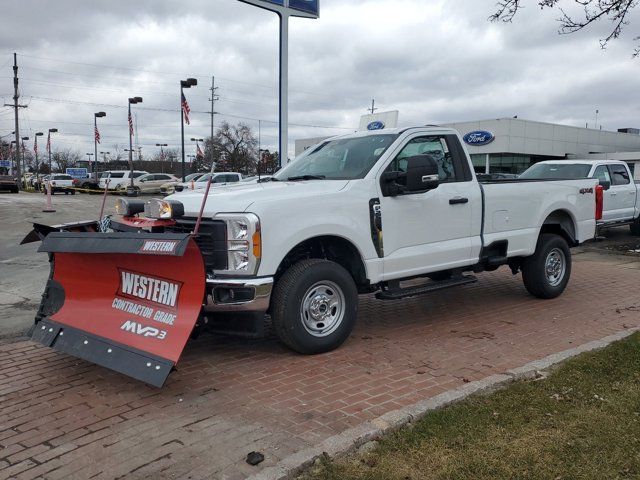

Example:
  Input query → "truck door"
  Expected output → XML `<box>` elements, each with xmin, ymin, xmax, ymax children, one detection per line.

<box><xmin>608</xmin><ymin>163</ymin><xmax>636</xmax><ymax>221</ymax></box>
<box><xmin>377</xmin><ymin>134</ymin><xmax>481</xmax><ymax>280</ymax></box>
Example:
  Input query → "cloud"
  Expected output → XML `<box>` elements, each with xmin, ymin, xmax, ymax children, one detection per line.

<box><xmin>1</xmin><ymin>0</ymin><xmax>639</xmax><ymax>160</ymax></box>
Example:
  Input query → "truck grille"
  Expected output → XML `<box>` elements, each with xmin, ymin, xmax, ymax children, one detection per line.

<box><xmin>166</xmin><ymin>218</ymin><xmax>228</xmax><ymax>272</ymax></box>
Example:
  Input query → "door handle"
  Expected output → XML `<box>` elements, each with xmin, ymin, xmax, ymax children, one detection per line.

<box><xmin>449</xmin><ymin>197</ymin><xmax>469</xmax><ymax>205</ymax></box>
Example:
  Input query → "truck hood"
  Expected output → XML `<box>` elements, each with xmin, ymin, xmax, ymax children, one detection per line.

<box><xmin>166</xmin><ymin>180</ymin><xmax>350</xmax><ymax>216</ymax></box>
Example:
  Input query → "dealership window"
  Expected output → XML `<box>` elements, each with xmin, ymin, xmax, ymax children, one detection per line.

<box><xmin>489</xmin><ymin>154</ymin><xmax>531</xmax><ymax>174</ymax></box>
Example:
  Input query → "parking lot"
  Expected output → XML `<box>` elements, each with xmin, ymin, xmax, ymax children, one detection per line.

<box><xmin>1</xmin><ymin>192</ymin><xmax>640</xmax><ymax>479</ymax></box>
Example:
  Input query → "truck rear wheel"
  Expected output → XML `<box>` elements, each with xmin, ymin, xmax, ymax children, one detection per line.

<box><xmin>271</xmin><ymin>259</ymin><xmax>358</xmax><ymax>354</ymax></box>
<box><xmin>521</xmin><ymin>234</ymin><xmax>571</xmax><ymax>299</ymax></box>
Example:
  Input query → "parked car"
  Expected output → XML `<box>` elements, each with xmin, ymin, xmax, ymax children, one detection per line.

<box><xmin>132</xmin><ymin>173</ymin><xmax>180</xmax><ymax>194</ymax></box>
<box><xmin>73</xmin><ymin>174</ymin><xmax>100</xmax><ymax>191</ymax></box>
<box><xmin>44</xmin><ymin>174</ymin><xmax>75</xmax><ymax>194</ymax></box>
<box><xmin>173</xmin><ymin>172</ymin><xmax>242</xmax><ymax>192</ymax></box>
<box><xmin>160</xmin><ymin>173</ymin><xmax>206</xmax><ymax>195</ymax></box>
<box><xmin>520</xmin><ymin>160</ymin><xmax>640</xmax><ymax>234</ymax></box>
<box><xmin>98</xmin><ymin>170</ymin><xmax>148</xmax><ymax>192</ymax></box>
<box><xmin>0</xmin><ymin>175</ymin><xmax>19</xmax><ymax>193</ymax></box>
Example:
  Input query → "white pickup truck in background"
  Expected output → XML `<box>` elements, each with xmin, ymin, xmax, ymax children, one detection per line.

<box><xmin>520</xmin><ymin>159</ymin><xmax>640</xmax><ymax>235</ymax></box>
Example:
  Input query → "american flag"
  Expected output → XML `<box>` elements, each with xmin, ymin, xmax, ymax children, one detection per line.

<box><xmin>34</xmin><ymin>136</ymin><xmax>38</xmax><ymax>155</ymax></box>
<box><xmin>181</xmin><ymin>92</ymin><xmax>191</xmax><ymax>125</ymax></box>
<box><xmin>94</xmin><ymin>125</ymin><xmax>101</xmax><ymax>144</ymax></box>
<box><xmin>196</xmin><ymin>142</ymin><xmax>204</xmax><ymax>159</ymax></box>
<box><xmin>128</xmin><ymin>111</ymin><xmax>134</xmax><ymax>137</ymax></box>
<box><xmin>46</xmin><ymin>132</ymin><xmax>51</xmax><ymax>153</ymax></box>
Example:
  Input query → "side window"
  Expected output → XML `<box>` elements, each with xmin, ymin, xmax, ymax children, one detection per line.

<box><xmin>592</xmin><ymin>166</ymin><xmax>611</xmax><ymax>183</ymax></box>
<box><xmin>226</xmin><ymin>174</ymin><xmax>240</xmax><ymax>182</ymax></box>
<box><xmin>609</xmin><ymin>164</ymin><xmax>630</xmax><ymax>185</ymax></box>
<box><xmin>157</xmin><ymin>175</ymin><xmax>170</xmax><ymax>181</ymax></box>
<box><xmin>212</xmin><ymin>175</ymin><xmax>227</xmax><ymax>183</ymax></box>
<box><xmin>385</xmin><ymin>136</ymin><xmax>458</xmax><ymax>183</ymax></box>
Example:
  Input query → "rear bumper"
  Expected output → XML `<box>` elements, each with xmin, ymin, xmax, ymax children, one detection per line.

<box><xmin>204</xmin><ymin>277</ymin><xmax>273</xmax><ymax>313</ymax></box>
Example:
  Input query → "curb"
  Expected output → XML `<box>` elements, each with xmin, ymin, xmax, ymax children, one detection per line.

<box><xmin>248</xmin><ymin>327</ymin><xmax>639</xmax><ymax>480</ymax></box>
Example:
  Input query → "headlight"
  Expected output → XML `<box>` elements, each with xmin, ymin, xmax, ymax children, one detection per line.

<box><xmin>215</xmin><ymin>213</ymin><xmax>261</xmax><ymax>274</ymax></box>
<box><xmin>115</xmin><ymin>198</ymin><xmax>145</xmax><ymax>216</ymax></box>
<box><xmin>144</xmin><ymin>199</ymin><xmax>185</xmax><ymax>219</ymax></box>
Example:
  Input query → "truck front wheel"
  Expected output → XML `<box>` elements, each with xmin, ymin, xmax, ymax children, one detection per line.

<box><xmin>272</xmin><ymin>259</ymin><xmax>358</xmax><ymax>354</ymax></box>
<box><xmin>521</xmin><ymin>234</ymin><xmax>571</xmax><ymax>299</ymax></box>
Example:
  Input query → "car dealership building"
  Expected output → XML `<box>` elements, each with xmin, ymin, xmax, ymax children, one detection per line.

<box><xmin>295</xmin><ymin>117</ymin><xmax>640</xmax><ymax>178</ymax></box>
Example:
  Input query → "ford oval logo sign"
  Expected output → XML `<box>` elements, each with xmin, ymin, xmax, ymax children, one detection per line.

<box><xmin>463</xmin><ymin>130</ymin><xmax>495</xmax><ymax>146</ymax></box>
<box><xmin>367</xmin><ymin>121</ymin><xmax>385</xmax><ymax>131</ymax></box>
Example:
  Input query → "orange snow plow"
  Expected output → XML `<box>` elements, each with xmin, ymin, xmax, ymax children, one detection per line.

<box><xmin>25</xmin><ymin>227</ymin><xmax>205</xmax><ymax>387</ymax></box>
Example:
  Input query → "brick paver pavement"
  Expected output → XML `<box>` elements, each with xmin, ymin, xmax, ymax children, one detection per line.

<box><xmin>1</xmin><ymin>255</ymin><xmax>640</xmax><ymax>479</ymax></box>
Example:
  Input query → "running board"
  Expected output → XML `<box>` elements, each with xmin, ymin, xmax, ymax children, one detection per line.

<box><xmin>376</xmin><ymin>275</ymin><xmax>478</xmax><ymax>301</ymax></box>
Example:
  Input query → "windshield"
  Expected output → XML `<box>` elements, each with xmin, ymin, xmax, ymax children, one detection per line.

<box><xmin>100</xmin><ymin>172</ymin><xmax>110</xmax><ymax>179</ymax></box>
<box><xmin>274</xmin><ymin>134</ymin><xmax>398</xmax><ymax>181</ymax></box>
<box><xmin>520</xmin><ymin>163</ymin><xmax>591</xmax><ymax>179</ymax></box>
<box><xmin>185</xmin><ymin>173</ymin><xmax>204</xmax><ymax>182</ymax></box>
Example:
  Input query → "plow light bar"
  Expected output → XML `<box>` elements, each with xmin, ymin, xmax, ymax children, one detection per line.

<box><xmin>115</xmin><ymin>198</ymin><xmax>145</xmax><ymax>216</ymax></box>
<box><xmin>144</xmin><ymin>199</ymin><xmax>185</xmax><ymax>220</ymax></box>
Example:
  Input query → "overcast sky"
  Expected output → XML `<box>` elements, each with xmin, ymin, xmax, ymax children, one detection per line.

<box><xmin>1</xmin><ymin>0</ymin><xmax>639</xmax><ymax>160</ymax></box>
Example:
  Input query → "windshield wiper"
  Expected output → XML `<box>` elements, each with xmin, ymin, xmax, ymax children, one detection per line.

<box><xmin>258</xmin><ymin>177</ymin><xmax>279</xmax><ymax>183</ymax></box>
<box><xmin>286</xmin><ymin>175</ymin><xmax>326</xmax><ymax>182</ymax></box>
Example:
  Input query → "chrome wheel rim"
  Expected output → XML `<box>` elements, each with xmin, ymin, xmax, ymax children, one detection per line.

<box><xmin>300</xmin><ymin>281</ymin><xmax>345</xmax><ymax>337</ymax></box>
<box><xmin>545</xmin><ymin>248</ymin><xmax>566</xmax><ymax>287</ymax></box>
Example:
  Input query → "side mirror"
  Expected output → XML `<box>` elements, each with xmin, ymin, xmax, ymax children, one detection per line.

<box><xmin>599</xmin><ymin>179</ymin><xmax>611</xmax><ymax>191</ymax></box>
<box><xmin>405</xmin><ymin>155</ymin><xmax>440</xmax><ymax>192</ymax></box>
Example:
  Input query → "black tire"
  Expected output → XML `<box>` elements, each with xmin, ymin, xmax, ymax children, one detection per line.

<box><xmin>521</xmin><ymin>234</ymin><xmax>571</xmax><ymax>299</ymax></box>
<box><xmin>630</xmin><ymin>218</ymin><xmax>640</xmax><ymax>236</ymax></box>
<box><xmin>271</xmin><ymin>259</ymin><xmax>358</xmax><ymax>354</ymax></box>
<box><xmin>70</xmin><ymin>190</ymin><xmax>76</xmax><ymax>195</ymax></box>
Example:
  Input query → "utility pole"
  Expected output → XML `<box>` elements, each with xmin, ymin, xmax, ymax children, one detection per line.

<box><xmin>6</xmin><ymin>54</ymin><xmax>28</xmax><ymax>189</ymax></box>
<box><xmin>209</xmin><ymin>76</ymin><xmax>219</xmax><ymax>140</ymax></box>
<box><xmin>368</xmin><ymin>99</ymin><xmax>377</xmax><ymax>115</ymax></box>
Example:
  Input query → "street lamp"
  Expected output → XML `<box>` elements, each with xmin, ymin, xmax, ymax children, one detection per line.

<box><xmin>128</xmin><ymin>97</ymin><xmax>142</xmax><ymax>188</ymax></box>
<box><xmin>94</xmin><ymin>112</ymin><xmax>106</xmax><ymax>181</ymax></box>
<box><xmin>34</xmin><ymin>132</ymin><xmax>43</xmax><ymax>188</ymax></box>
<box><xmin>86</xmin><ymin>153</ymin><xmax>94</xmax><ymax>170</ymax></box>
<box><xmin>180</xmin><ymin>78</ymin><xmax>197</xmax><ymax>182</ymax></box>
<box><xmin>156</xmin><ymin>143</ymin><xmax>168</xmax><ymax>173</ymax></box>
<box><xmin>47</xmin><ymin>128</ymin><xmax>58</xmax><ymax>174</ymax></box>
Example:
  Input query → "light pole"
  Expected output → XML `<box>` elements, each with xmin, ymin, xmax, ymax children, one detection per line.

<box><xmin>156</xmin><ymin>143</ymin><xmax>168</xmax><ymax>173</ymax></box>
<box><xmin>128</xmin><ymin>97</ymin><xmax>142</xmax><ymax>188</ymax></box>
<box><xmin>94</xmin><ymin>111</ymin><xmax>106</xmax><ymax>182</ymax></box>
<box><xmin>10</xmin><ymin>140</ymin><xmax>16</xmax><ymax>176</ymax></box>
<box><xmin>180</xmin><ymin>78</ymin><xmax>197</xmax><ymax>182</ymax></box>
<box><xmin>47</xmin><ymin>128</ymin><xmax>58</xmax><ymax>174</ymax></box>
<box><xmin>86</xmin><ymin>153</ymin><xmax>94</xmax><ymax>174</ymax></box>
<box><xmin>34</xmin><ymin>132</ymin><xmax>43</xmax><ymax>188</ymax></box>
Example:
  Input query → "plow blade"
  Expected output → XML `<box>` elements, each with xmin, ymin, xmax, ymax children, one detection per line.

<box><xmin>32</xmin><ymin>232</ymin><xmax>205</xmax><ymax>387</ymax></box>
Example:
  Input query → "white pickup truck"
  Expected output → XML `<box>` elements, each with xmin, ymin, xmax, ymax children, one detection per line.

<box><xmin>147</xmin><ymin>126</ymin><xmax>599</xmax><ymax>352</ymax></box>
<box><xmin>27</xmin><ymin>126</ymin><xmax>602</xmax><ymax>386</ymax></box>
<box><xmin>520</xmin><ymin>159</ymin><xmax>640</xmax><ymax>235</ymax></box>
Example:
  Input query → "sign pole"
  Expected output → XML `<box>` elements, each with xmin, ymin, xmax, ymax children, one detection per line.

<box><xmin>279</xmin><ymin>12</ymin><xmax>289</xmax><ymax>168</ymax></box>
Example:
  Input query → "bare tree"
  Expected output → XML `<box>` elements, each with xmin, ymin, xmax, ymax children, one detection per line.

<box><xmin>204</xmin><ymin>122</ymin><xmax>259</xmax><ymax>175</ymax></box>
<box><xmin>52</xmin><ymin>148</ymin><xmax>81</xmax><ymax>173</ymax></box>
<box><xmin>491</xmin><ymin>0</ymin><xmax>640</xmax><ymax>56</ymax></box>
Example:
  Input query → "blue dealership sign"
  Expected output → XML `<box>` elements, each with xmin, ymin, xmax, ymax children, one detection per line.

<box><xmin>288</xmin><ymin>0</ymin><xmax>318</xmax><ymax>15</ymax></box>
<box><xmin>367</xmin><ymin>121</ymin><xmax>386</xmax><ymax>131</ymax></box>
<box><xmin>463</xmin><ymin>130</ymin><xmax>495</xmax><ymax>146</ymax></box>
<box><xmin>66</xmin><ymin>168</ymin><xmax>88</xmax><ymax>179</ymax></box>
<box><xmin>0</xmin><ymin>160</ymin><xmax>12</xmax><ymax>168</ymax></box>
